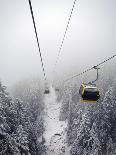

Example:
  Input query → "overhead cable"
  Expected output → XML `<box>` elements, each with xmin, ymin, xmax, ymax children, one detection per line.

<box><xmin>53</xmin><ymin>0</ymin><xmax>78</xmax><ymax>73</ymax></box>
<box><xmin>63</xmin><ymin>54</ymin><xmax>116</xmax><ymax>83</ymax></box>
<box><xmin>28</xmin><ymin>0</ymin><xmax>47</xmax><ymax>82</ymax></box>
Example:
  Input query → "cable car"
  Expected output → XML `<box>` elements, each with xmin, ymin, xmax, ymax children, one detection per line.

<box><xmin>55</xmin><ymin>88</ymin><xmax>59</xmax><ymax>92</ymax></box>
<box><xmin>79</xmin><ymin>66</ymin><xmax>100</xmax><ymax>102</ymax></box>
<box><xmin>44</xmin><ymin>87</ymin><xmax>50</xmax><ymax>94</ymax></box>
<box><xmin>79</xmin><ymin>83</ymin><xmax>100</xmax><ymax>102</ymax></box>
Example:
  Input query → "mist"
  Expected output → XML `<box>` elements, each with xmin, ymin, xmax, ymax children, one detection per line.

<box><xmin>0</xmin><ymin>0</ymin><xmax>116</xmax><ymax>86</ymax></box>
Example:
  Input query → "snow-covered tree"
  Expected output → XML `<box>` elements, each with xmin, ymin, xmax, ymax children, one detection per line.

<box><xmin>62</xmin><ymin>70</ymin><xmax>116</xmax><ymax>155</ymax></box>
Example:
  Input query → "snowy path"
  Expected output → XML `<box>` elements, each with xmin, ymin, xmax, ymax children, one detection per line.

<box><xmin>43</xmin><ymin>87</ymin><xmax>69</xmax><ymax>155</ymax></box>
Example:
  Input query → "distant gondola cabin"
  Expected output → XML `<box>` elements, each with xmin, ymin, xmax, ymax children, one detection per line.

<box><xmin>44</xmin><ymin>88</ymin><xmax>50</xmax><ymax>94</ymax></box>
<box><xmin>55</xmin><ymin>88</ymin><xmax>59</xmax><ymax>92</ymax></box>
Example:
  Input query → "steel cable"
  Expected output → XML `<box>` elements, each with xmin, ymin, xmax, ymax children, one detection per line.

<box><xmin>28</xmin><ymin>0</ymin><xmax>47</xmax><ymax>82</ymax></box>
<box><xmin>53</xmin><ymin>0</ymin><xmax>78</xmax><ymax>73</ymax></box>
<box><xmin>63</xmin><ymin>54</ymin><xmax>116</xmax><ymax>83</ymax></box>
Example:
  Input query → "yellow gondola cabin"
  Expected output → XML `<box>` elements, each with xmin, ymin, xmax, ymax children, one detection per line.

<box><xmin>79</xmin><ymin>83</ymin><xmax>100</xmax><ymax>102</ymax></box>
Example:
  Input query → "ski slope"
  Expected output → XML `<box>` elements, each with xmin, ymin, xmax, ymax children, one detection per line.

<box><xmin>43</xmin><ymin>86</ymin><xmax>69</xmax><ymax>155</ymax></box>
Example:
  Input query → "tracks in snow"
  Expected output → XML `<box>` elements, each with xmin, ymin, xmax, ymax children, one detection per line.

<box><xmin>43</xmin><ymin>87</ymin><xmax>69</xmax><ymax>155</ymax></box>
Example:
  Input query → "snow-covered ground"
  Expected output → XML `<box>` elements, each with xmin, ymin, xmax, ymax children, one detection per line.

<box><xmin>43</xmin><ymin>86</ymin><xmax>69</xmax><ymax>155</ymax></box>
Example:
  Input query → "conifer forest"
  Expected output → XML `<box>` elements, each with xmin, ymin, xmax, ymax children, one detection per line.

<box><xmin>0</xmin><ymin>0</ymin><xmax>116</xmax><ymax>154</ymax></box>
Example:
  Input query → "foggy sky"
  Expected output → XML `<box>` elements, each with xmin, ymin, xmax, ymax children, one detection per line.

<box><xmin>0</xmin><ymin>0</ymin><xmax>116</xmax><ymax>86</ymax></box>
